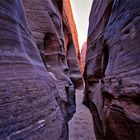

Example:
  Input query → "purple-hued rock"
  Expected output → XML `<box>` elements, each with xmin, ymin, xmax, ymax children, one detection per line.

<box><xmin>84</xmin><ymin>0</ymin><xmax>140</xmax><ymax>139</ymax></box>
<box><xmin>0</xmin><ymin>0</ymin><xmax>82</xmax><ymax>139</ymax></box>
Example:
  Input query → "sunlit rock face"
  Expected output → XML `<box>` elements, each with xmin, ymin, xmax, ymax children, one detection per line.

<box><xmin>84</xmin><ymin>0</ymin><xmax>140</xmax><ymax>139</ymax></box>
<box><xmin>81</xmin><ymin>42</ymin><xmax>87</xmax><ymax>74</ymax></box>
<box><xmin>63</xmin><ymin>0</ymin><xmax>83</xmax><ymax>88</ymax></box>
<box><xmin>0</xmin><ymin>0</ymin><xmax>81</xmax><ymax>139</ymax></box>
<box><xmin>64</xmin><ymin>0</ymin><xmax>80</xmax><ymax>58</ymax></box>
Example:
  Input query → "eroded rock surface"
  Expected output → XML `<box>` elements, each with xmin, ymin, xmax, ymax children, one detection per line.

<box><xmin>23</xmin><ymin>0</ymin><xmax>82</xmax><ymax>89</ymax></box>
<box><xmin>0</xmin><ymin>0</ymin><xmax>81</xmax><ymax>139</ymax></box>
<box><xmin>84</xmin><ymin>0</ymin><xmax>140</xmax><ymax>140</ymax></box>
<box><xmin>63</xmin><ymin>0</ymin><xmax>83</xmax><ymax>88</ymax></box>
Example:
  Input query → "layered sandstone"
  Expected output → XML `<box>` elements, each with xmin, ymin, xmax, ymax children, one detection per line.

<box><xmin>84</xmin><ymin>0</ymin><xmax>140</xmax><ymax>140</ymax></box>
<box><xmin>23</xmin><ymin>0</ymin><xmax>82</xmax><ymax>89</ymax></box>
<box><xmin>63</xmin><ymin>0</ymin><xmax>80</xmax><ymax>57</ymax></box>
<box><xmin>63</xmin><ymin>0</ymin><xmax>83</xmax><ymax>88</ymax></box>
<box><xmin>22</xmin><ymin>0</ymin><xmax>83</xmax><ymax>119</ymax></box>
<box><xmin>0</xmin><ymin>0</ymin><xmax>81</xmax><ymax>139</ymax></box>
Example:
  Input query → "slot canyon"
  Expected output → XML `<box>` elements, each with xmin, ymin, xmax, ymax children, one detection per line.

<box><xmin>0</xmin><ymin>0</ymin><xmax>139</xmax><ymax>140</ymax></box>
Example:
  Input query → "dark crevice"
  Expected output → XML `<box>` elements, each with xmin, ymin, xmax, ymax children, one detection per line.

<box><xmin>101</xmin><ymin>41</ymin><xmax>109</xmax><ymax>77</ymax></box>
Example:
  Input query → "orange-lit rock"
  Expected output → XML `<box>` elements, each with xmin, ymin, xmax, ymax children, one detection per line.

<box><xmin>63</xmin><ymin>0</ymin><xmax>80</xmax><ymax>58</ymax></box>
<box><xmin>80</xmin><ymin>42</ymin><xmax>87</xmax><ymax>74</ymax></box>
<box><xmin>63</xmin><ymin>0</ymin><xmax>83</xmax><ymax>88</ymax></box>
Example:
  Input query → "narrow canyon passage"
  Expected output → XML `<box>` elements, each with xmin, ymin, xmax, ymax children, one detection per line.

<box><xmin>0</xmin><ymin>0</ymin><xmax>139</xmax><ymax>140</ymax></box>
<box><xmin>69</xmin><ymin>90</ymin><xmax>96</xmax><ymax>140</ymax></box>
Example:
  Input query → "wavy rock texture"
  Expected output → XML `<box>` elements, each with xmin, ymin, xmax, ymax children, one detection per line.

<box><xmin>63</xmin><ymin>0</ymin><xmax>80</xmax><ymax>59</ymax></box>
<box><xmin>0</xmin><ymin>0</ymin><xmax>81</xmax><ymax>139</ymax></box>
<box><xmin>23</xmin><ymin>0</ymin><xmax>82</xmax><ymax>89</ymax></box>
<box><xmin>84</xmin><ymin>0</ymin><xmax>140</xmax><ymax>140</ymax></box>
<box><xmin>23</xmin><ymin>0</ymin><xmax>83</xmax><ymax>121</ymax></box>
<box><xmin>63</xmin><ymin>1</ymin><xmax>83</xmax><ymax>88</ymax></box>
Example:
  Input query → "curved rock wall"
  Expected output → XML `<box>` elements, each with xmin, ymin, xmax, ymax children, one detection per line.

<box><xmin>63</xmin><ymin>0</ymin><xmax>80</xmax><ymax>58</ymax></box>
<box><xmin>63</xmin><ymin>1</ymin><xmax>83</xmax><ymax>88</ymax></box>
<box><xmin>23</xmin><ymin>0</ymin><xmax>83</xmax><ymax>89</ymax></box>
<box><xmin>0</xmin><ymin>0</ymin><xmax>81</xmax><ymax>139</ymax></box>
<box><xmin>84</xmin><ymin>0</ymin><xmax>140</xmax><ymax>139</ymax></box>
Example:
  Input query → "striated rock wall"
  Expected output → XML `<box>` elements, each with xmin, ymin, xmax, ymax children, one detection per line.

<box><xmin>23</xmin><ymin>0</ymin><xmax>83</xmax><ymax>89</ymax></box>
<box><xmin>84</xmin><ymin>0</ymin><xmax>140</xmax><ymax>140</ymax></box>
<box><xmin>63</xmin><ymin>0</ymin><xmax>80</xmax><ymax>58</ymax></box>
<box><xmin>63</xmin><ymin>0</ymin><xmax>83</xmax><ymax>88</ymax></box>
<box><xmin>0</xmin><ymin>0</ymin><xmax>82</xmax><ymax>139</ymax></box>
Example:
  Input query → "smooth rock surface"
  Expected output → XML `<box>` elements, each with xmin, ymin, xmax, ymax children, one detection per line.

<box><xmin>22</xmin><ymin>0</ymin><xmax>83</xmax><ymax>121</ymax></box>
<box><xmin>84</xmin><ymin>0</ymin><xmax>140</xmax><ymax>140</ymax></box>
<box><xmin>23</xmin><ymin>0</ymin><xmax>83</xmax><ymax>89</ymax></box>
<box><xmin>0</xmin><ymin>0</ymin><xmax>67</xmax><ymax>139</ymax></box>
<box><xmin>0</xmin><ymin>0</ymin><xmax>82</xmax><ymax>139</ymax></box>
<box><xmin>63</xmin><ymin>0</ymin><xmax>83</xmax><ymax>88</ymax></box>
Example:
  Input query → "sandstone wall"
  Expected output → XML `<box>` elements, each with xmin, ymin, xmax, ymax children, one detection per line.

<box><xmin>0</xmin><ymin>0</ymin><xmax>81</xmax><ymax>139</ymax></box>
<box><xmin>80</xmin><ymin>42</ymin><xmax>87</xmax><ymax>74</ymax></box>
<box><xmin>23</xmin><ymin>0</ymin><xmax>83</xmax><ymax>89</ymax></box>
<box><xmin>63</xmin><ymin>0</ymin><xmax>83</xmax><ymax>88</ymax></box>
<box><xmin>63</xmin><ymin>0</ymin><xmax>80</xmax><ymax>58</ymax></box>
<box><xmin>84</xmin><ymin>0</ymin><xmax>140</xmax><ymax>139</ymax></box>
